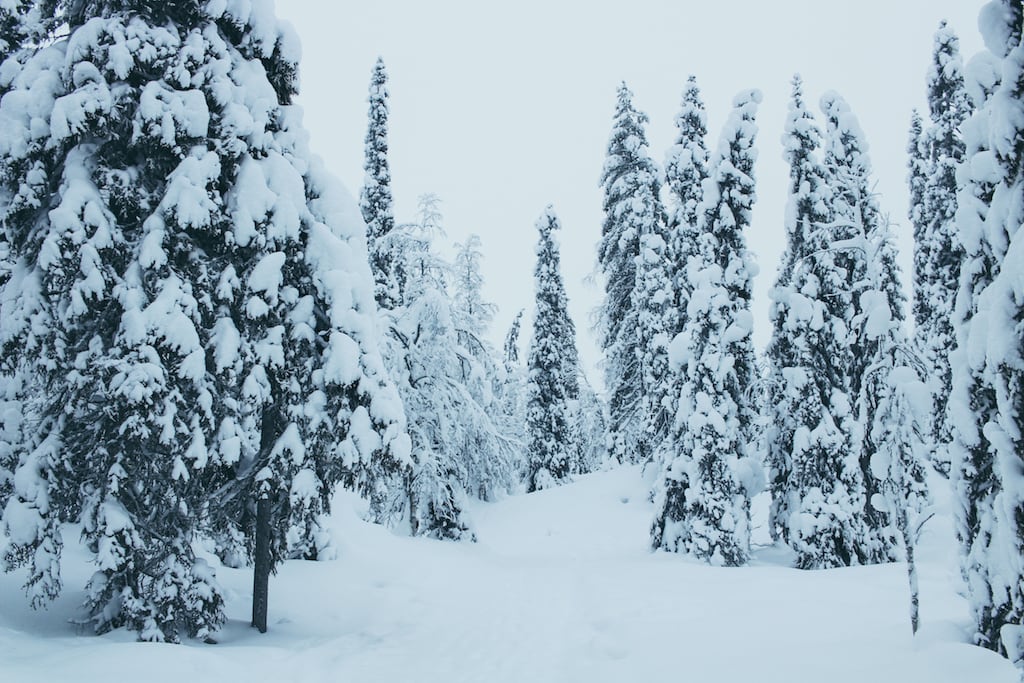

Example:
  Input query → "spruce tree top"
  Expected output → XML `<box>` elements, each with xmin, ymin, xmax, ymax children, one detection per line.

<box><xmin>821</xmin><ymin>91</ymin><xmax>904</xmax><ymax>322</ymax></box>
<box><xmin>600</xmin><ymin>83</ymin><xmax>661</xmax><ymax>233</ymax></box>
<box><xmin>699</xmin><ymin>89</ymin><xmax>761</xmax><ymax>292</ymax></box>
<box><xmin>907</xmin><ymin>109</ymin><xmax>927</xmax><ymax>229</ymax></box>
<box><xmin>598</xmin><ymin>82</ymin><xmax>662</xmax><ymax>340</ymax></box>
<box><xmin>927</xmin><ymin>21</ymin><xmax>972</xmax><ymax>136</ymax></box>
<box><xmin>665</xmin><ymin>75</ymin><xmax>710</xmax><ymax>233</ymax></box>
<box><xmin>779</xmin><ymin>76</ymin><xmax>829</xmax><ymax>279</ymax></box>
<box><xmin>533</xmin><ymin>205</ymin><xmax>579</xmax><ymax>400</ymax></box>
<box><xmin>361</xmin><ymin>57</ymin><xmax>394</xmax><ymax>247</ymax></box>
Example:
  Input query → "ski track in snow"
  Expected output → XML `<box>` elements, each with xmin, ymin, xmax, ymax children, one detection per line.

<box><xmin>0</xmin><ymin>467</ymin><xmax>1016</xmax><ymax>682</ymax></box>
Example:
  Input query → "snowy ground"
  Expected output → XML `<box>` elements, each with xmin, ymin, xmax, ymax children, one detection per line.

<box><xmin>0</xmin><ymin>467</ymin><xmax>1016</xmax><ymax>682</ymax></box>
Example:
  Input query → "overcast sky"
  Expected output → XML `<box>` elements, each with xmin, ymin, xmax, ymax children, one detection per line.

<box><xmin>277</xmin><ymin>0</ymin><xmax>986</xmax><ymax>387</ymax></box>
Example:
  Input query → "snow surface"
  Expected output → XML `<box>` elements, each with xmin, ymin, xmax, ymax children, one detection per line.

<box><xmin>0</xmin><ymin>467</ymin><xmax>1015</xmax><ymax>682</ymax></box>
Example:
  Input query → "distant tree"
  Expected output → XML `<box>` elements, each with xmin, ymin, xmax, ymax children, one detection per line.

<box><xmin>907</xmin><ymin>108</ymin><xmax>929</xmax><ymax>332</ymax></box>
<box><xmin>575</xmin><ymin>373</ymin><xmax>608</xmax><ymax>475</ymax></box>
<box><xmin>451</xmin><ymin>234</ymin><xmax>514</xmax><ymax>500</ymax></box>
<box><xmin>526</xmin><ymin>207</ymin><xmax>581</xmax><ymax>491</ymax></box>
<box><xmin>504</xmin><ymin>310</ymin><xmax>524</xmax><ymax>372</ymax></box>
<box><xmin>398</xmin><ymin>194</ymin><xmax>447</xmax><ymax>302</ymax></box>
<box><xmin>914</xmin><ymin>23</ymin><xmax>973</xmax><ymax>475</ymax></box>
<box><xmin>597</xmin><ymin>83</ymin><xmax>666</xmax><ymax>465</ymax></box>
<box><xmin>498</xmin><ymin>310</ymin><xmax>528</xmax><ymax>482</ymax></box>
<box><xmin>360</xmin><ymin>57</ymin><xmax>403</xmax><ymax>310</ymax></box>
<box><xmin>379</xmin><ymin>200</ymin><xmax>516</xmax><ymax>534</ymax></box>
<box><xmin>452</xmin><ymin>234</ymin><xmax>498</xmax><ymax>338</ymax></box>
<box><xmin>651</xmin><ymin>90</ymin><xmax>763</xmax><ymax>566</ymax></box>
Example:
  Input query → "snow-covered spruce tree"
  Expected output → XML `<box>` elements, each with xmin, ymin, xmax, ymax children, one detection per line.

<box><xmin>765</xmin><ymin>76</ymin><xmax>831</xmax><ymax>544</ymax></box>
<box><xmin>0</xmin><ymin>0</ymin><xmax>75</xmax><ymax>602</ymax></box>
<box><xmin>598</xmin><ymin>83</ymin><xmax>666</xmax><ymax>465</ymax></box>
<box><xmin>360</xmin><ymin>57</ymin><xmax>402</xmax><ymax>310</ymax></box>
<box><xmin>820</xmin><ymin>91</ymin><xmax>904</xmax><ymax>564</ymax></box>
<box><xmin>915</xmin><ymin>22</ymin><xmax>973</xmax><ymax>475</ymax></box>
<box><xmin>907</xmin><ymin>106</ymin><xmax>929</xmax><ymax>329</ymax></box>
<box><xmin>767</xmin><ymin>88</ymin><xmax>869</xmax><ymax>569</ymax></box>
<box><xmin>650</xmin><ymin>90</ymin><xmax>763</xmax><ymax>566</ymax></box>
<box><xmin>576</xmin><ymin>373</ymin><xmax>608</xmax><ymax>474</ymax></box>
<box><xmin>630</xmin><ymin>78</ymin><xmax>707</xmax><ymax>469</ymax></box>
<box><xmin>0</xmin><ymin>0</ymin><xmax>408</xmax><ymax>640</ymax></box>
<box><xmin>948</xmin><ymin>44</ymin><xmax>1004</xmax><ymax>659</ymax></box>
<box><xmin>950</xmin><ymin>0</ymin><xmax>1024</xmax><ymax>661</ymax></box>
<box><xmin>0</xmin><ymin>1</ymin><xmax>233</xmax><ymax>638</ymax></box>
<box><xmin>663</xmin><ymin>74</ymin><xmax>710</xmax><ymax>339</ymax></box>
<box><xmin>526</xmin><ymin>207</ymin><xmax>581</xmax><ymax>491</ymax></box>
<box><xmin>653</xmin><ymin>76</ymin><xmax>711</xmax><ymax>483</ymax></box>
<box><xmin>504</xmin><ymin>309</ymin><xmax>524</xmax><ymax>372</ymax></box>
<box><xmin>498</xmin><ymin>310</ymin><xmax>528</xmax><ymax>481</ymax></box>
<box><xmin>633</xmin><ymin>212</ymin><xmax>675</xmax><ymax>466</ymax></box>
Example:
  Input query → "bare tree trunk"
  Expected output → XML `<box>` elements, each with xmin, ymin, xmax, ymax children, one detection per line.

<box><xmin>252</xmin><ymin>401</ymin><xmax>281</xmax><ymax>634</ymax></box>
<box><xmin>903</xmin><ymin>521</ymin><xmax>920</xmax><ymax>635</ymax></box>
<box><xmin>252</xmin><ymin>495</ymin><xmax>271</xmax><ymax>633</ymax></box>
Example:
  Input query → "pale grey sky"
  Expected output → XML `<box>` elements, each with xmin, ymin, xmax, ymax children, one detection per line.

<box><xmin>277</xmin><ymin>1</ymin><xmax>985</xmax><ymax>386</ymax></box>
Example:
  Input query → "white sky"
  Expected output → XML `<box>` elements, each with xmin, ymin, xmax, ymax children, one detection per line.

<box><xmin>277</xmin><ymin>0</ymin><xmax>986</xmax><ymax>387</ymax></box>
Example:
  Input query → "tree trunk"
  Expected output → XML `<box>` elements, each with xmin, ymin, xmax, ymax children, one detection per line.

<box><xmin>252</xmin><ymin>400</ymin><xmax>281</xmax><ymax>634</ymax></box>
<box><xmin>252</xmin><ymin>495</ymin><xmax>271</xmax><ymax>633</ymax></box>
<box><xmin>903</xmin><ymin>521</ymin><xmax>919</xmax><ymax>635</ymax></box>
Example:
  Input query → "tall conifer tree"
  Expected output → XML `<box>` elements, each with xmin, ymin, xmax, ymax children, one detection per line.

<box><xmin>651</xmin><ymin>91</ymin><xmax>763</xmax><ymax>566</ymax></box>
<box><xmin>766</xmin><ymin>76</ymin><xmax>830</xmax><ymax>544</ymax></box>
<box><xmin>916</xmin><ymin>23</ymin><xmax>973</xmax><ymax>474</ymax></box>
<box><xmin>360</xmin><ymin>57</ymin><xmax>402</xmax><ymax>310</ymax></box>
<box><xmin>766</xmin><ymin>88</ymin><xmax>869</xmax><ymax>569</ymax></box>
<box><xmin>663</xmin><ymin>75</ymin><xmax>710</xmax><ymax>339</ymax></box>
<box><xmin>907</xmin><ymin>109</ymin><xmax>929</xmax><ymax>332</ymax></box>
<box><xmin>653</xmin><ymin>76</ymin><xmax>709</xmax><ymax>474</ymax></box>
<box><xmin>633</xmin><ymin>221</ymin><xmax>674</xmax><ymax>465</ymax></box>
<box><xmin>526</xmin><ymin>208</ymin><xmax>581</xmax><ymax>491</ymax></box>
<box><xmin>820</xmin><ymin>92</ymin><xmax>903</xmax><ymax>564</ymax></box>
<box><xmin>598</xmin><ymin>83</ymin><xmax>665</xmax><ymax>465</ymax></box>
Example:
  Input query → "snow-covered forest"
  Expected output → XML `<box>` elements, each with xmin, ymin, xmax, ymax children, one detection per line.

<box><xmin>0</xmin><ymin>1</ymin><xmax>1021</xmax><ymax>681</ymax></box>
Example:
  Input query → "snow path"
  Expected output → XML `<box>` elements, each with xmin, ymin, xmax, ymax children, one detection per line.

<box><xmin>0</xmin><ymin>467</ymin><xmax>1016</xmax><ymax>682</ymax></box>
